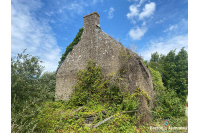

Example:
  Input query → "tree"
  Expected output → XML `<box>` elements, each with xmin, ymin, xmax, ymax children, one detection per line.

<box><xmin>149</xmin><ymin>52</ymin><xmax>164</xmax><ymax>73</ymax></box>
<box><xmin>11</xmin><ymin>49</ymin><xmax>44</xmax><ymax>104</ymax></box>
<box><xmin>161</xmin><ymin>49</ymin><xmax>177</xmax><ymax>89</ymax></box>
<box><xmin>148</xmin><ymin>48</ymin><xmax>188</xmax><ymax>100</ymax></box>
<box><xmin>38</xmin><ymin>71</ymin><xmax>56</xmax><ymax>101</ymax></box>
<box><xmin>150</xmin><ymin>52</ymin><xmax>159</xmax><ymax>63</ymax></box>
<box><xmin>175</xmin><ymin>47</ymin><xmax>188</xmax><ymax>98</ymax></box>
<box><xmin>11</xmin><ymin>49</ymin><xmax>56</xmax><ymax>132</ymax></box>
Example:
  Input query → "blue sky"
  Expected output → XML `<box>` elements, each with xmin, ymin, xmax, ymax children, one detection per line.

<box><xmin>11</xmin><ymin>0</ymin><xmax>188</xmax><ymax>72</ymax></box>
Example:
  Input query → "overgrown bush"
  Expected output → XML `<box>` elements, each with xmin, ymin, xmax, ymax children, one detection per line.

<box><xmin>35</xmin><ymin>60</ymin><xmax>155</xmax><ymax>132</ymax></box>
<box><xmin>148</xmin><ymin>65</ymin><xmax>186</xmax><ymax>124</ymax></box>
<box><xmin>37</xmin><ymin>100</ymin><xmax>140</xmax><ymax>132</ymax></box>
<box><xmin>70</xmin><ymin>59</ymin><xmax>125</xmax><ymax>106</ymax></box>
<box><xmin>152</xmin><ymin>88</ymin><xmax>186</xmax><ymax>119</ymax></box>
<box><xmin>148</xmin><ymin>67</ymin><xmax>165</xmax><ymax>91</ymax></box>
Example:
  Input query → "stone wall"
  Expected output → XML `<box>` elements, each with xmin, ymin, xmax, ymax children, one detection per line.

<box><xmin>56</xmin><ymin>12</ymin><xmax>124</xmax><ymax>101</ymax></box>
<box><xmin>56</xmin><ymin>12</ymin><xmax>154</xmax><ymax>122</ymax></box>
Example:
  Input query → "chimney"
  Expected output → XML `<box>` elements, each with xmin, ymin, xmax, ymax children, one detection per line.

<box><xmin>83</xmin><ymin>12</ymin><xmax>100</xmax><ymax>34</ymax></box>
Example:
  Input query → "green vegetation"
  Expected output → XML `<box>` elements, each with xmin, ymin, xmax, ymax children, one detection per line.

<box><xmin>149</xmin><ymin>66</ymin><xmax>186</xmax><ymax>119</ymax></box>
<box><xmin>70</xmin><ymin>59</ymin><xmax>124</xmax><ymax>105</ymax></box>
<box><xmin>58</xmin><ymin>28</ymin><xmax>84</xmax><ymax>66</ymax></box>
<box><xmin>147</xmin><ymin>47</ymin><xmax>188</xmax><ymax>100</ymax></box>
<box><xmin>11</xmin><ymin>47</ymin><xmax>188</xmax><ymax>132</ymax></box>
<box><xmin>11</xmin><ymin>49</ymin><xmax>56</xmax><ymax>132</ymax></box>
<box><xmin>36</xmin><ymin>60</ymin><xmax>153</xmax><ymax>132</ymax></box>
<box><xmin>144</xmin><ymin>47</ymin><xmax>188</xmax><ymax>131</ymax></box>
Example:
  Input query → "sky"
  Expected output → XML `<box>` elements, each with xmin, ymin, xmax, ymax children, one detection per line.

<box><xmin>11</xmin><ymin>0</ymin><xmax>188</xmax><ymax>72</ymax></box>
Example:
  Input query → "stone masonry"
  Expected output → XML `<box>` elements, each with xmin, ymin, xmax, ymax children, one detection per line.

<box><xmin>56</xmin><ymin>12</ymin><xmax>154</xmax><ymax>123</ymax></box>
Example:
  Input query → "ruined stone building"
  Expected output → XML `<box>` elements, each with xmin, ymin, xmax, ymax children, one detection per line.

<box><xmin>56</xmin><ymin>12</ymin><xmax>154</xmax><ymax>122</ymax></box>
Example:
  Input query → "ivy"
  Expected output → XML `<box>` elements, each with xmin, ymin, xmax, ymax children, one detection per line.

<box><xmin>148</xmin><ymin>67</ymin><xmax>165</xmax><ymax>91</ymax></box>
<box><xmin>70</xmin><ymin>59</ymin><xmax>125</xmax><ymax>106</ymax></box>
<box><xmin>58</xmin><ymin>28</ymin><xmax>84</xmax><ymax>66</ymax></box>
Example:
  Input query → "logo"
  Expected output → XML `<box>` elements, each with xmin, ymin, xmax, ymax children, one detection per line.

<box><xmin>150</xmin><ymin>118</ymin><xmax>187</xmax><ymax>132</ymax></box>
<box><xmin>163</xmin><ymin>118</ymin><xmax>170</xmax><ymax>127</ymax></box>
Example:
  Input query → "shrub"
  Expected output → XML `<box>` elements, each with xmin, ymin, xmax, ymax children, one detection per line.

<box><xmin>36</xmin><ymin>60</ymin><xmax>151</xmax><ymax>132</ymax></box>
<box><xmin>148</xmin><ymin>66</ymin><xmax>186</xmax><ymax>120</ymax></box>
<box><xmin>148</xmin><ymin>67</ymin><xmax>165</xmax><ymax>91</ymax></box>
<box><xmin>70</xmin><ymin>60</ymin><xmax>124</xmax><ymax>106</ymax></box>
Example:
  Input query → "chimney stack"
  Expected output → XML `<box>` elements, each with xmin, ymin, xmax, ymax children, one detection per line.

<box><xmin>83</xmin><ymin>12</ymin><xmax>100</xmax><ymax>34</ymax></box>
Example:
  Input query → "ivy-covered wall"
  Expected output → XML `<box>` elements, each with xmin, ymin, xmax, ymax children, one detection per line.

<box><xmin>58</xmin><ymin>28</ymin><xmax>84</xmax><ymax>66</ymax></box>
<box><xmin>56</xmin><ymin>13</ymin><xmax>154</xmax><ymax>123</ymax></box>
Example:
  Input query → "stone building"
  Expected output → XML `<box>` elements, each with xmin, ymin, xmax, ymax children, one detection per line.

<box><xmin>56</xmin><ymin>12</ymin><xmax>154</xmax><ymax>122</ymax></box>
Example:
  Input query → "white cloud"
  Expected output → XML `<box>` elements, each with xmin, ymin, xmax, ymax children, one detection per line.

<box><xmin>126</xmin><ymin>2</ymin><xmax>156</xmax><ymax>22</ymax></box>
<box><xmin>127</xmin><ymin>5</ymin><xmax>139</xmax><ymax>19</ymax></box>
<box><xmin>108</xmin><ymin>7</ymin><xmax>115</xmax><ymax>19</ymax></box>
<box><xmin>164</xmin><ymin>25</ymin><xmax>178</xmax><ymax>32</ymax></box>
<box><xmin>163</xmin><ymin>19</ymin><xmax>187</xmax><ymax>33</ymax></box>
<box><xmin>156</xmin><ymin>19</ymin><xmax>164</xmax><ymax>24</ymax></box>
<box><xmin>127</xmin><ymin>0</ymin><xmax>138</xmax><ymax>2</ymax></box>
<box><xmin>126</xmin><ymin>1</ymin><xmax>156</xmax><ymax>41</ymax></box>
<box><xmin>61</xmin><ymin>1</ymin><xmax>88</xmax><ymax>17</ymax></box>
<box><xmin>138</xmin><ymin>0</ymin><xmax>146</xmax><ymax>6</ymax></box>
<box><xmin>140</xmin><ymin>34</ymin><xmax>188</xmax><ymax>60</ymax></box>
<box><xmin>128</xmin><ymin>27</ymin><xmax>147</xmax><ymax>40</ymax></box>
<box><xmin>45</xmin><ymin>11</ymin><xmax>54</xmax><ymax>17</ymax></box>
<box><xmin>139</xmin><ymin>2</ymin><xmax>156</xmax><ymax>20</ymax></box>
<box><xmin>67</xmin><ymin>2</ymin><xmax>88</xmax><ymax>15</ymax></box>
<box><xmin>127</xmin><ymin>0</ymin><xmax>144</xmax><ymax>4</ymax></box>
<box><xmin>42</xmin><ymin>0</ymin><xmax>89</xmax><ymax>23</ymax></box>
<box><xmin>92</xmin><ymin>0</ymin><xmax>103</xmax><ymax>5</ymax></box>
<box><xmin>142</xmin><ymin>21</ymin><xmax>146</xmax><ymax>26</ymax></box>
<box><xmin>140</xmin><ymin>19</ymin><xmax>188</xmax><ymax>60</ymax></box>
<box><xmin>11</xmin><ymin>0</ymin><xmax>61</xmax><ymax>72</ymax></box>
